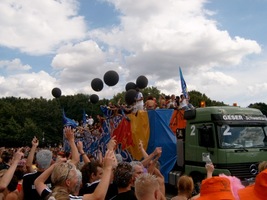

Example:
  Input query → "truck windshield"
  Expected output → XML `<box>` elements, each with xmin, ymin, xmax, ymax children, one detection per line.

<box><xmin>218</xmin><ymin>125</ymin><xmax>267</xmax><ymax>148</ymax></box>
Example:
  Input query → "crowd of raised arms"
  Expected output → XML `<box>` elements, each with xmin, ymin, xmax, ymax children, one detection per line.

<box><xmin>1</xmin><ymin>126</ymin><xmax>267</xmax><ymax>200</ymax></box>
<box><xmin>0</xmin><ymin>93</ymin><xmax>266</xmax><ymax>200</ymax></box>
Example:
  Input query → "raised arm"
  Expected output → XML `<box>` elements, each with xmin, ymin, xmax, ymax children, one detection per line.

<box><xmin>141</xmin><ymin>147</ymin><xmax>162</xmax><ymax>168</ymax></box>
<box><xmin>0</xmin><ymin>148</ymin><xmax>24</xmax><ymax>191</ymax></box>
<box><xmin>76</xmin><ymin>141</ymin><xmax>90</xmax><ymax>164</ymax></box>
<box><xmin>146</xmin><ymin>148</ymin><xmax>165</xmax><ymax>197</ymax></box>
<box><xmin>64</xmin><ymin>126</ymin><xmax>79</xmax><ymax>166</ymax></box>
<box><xmin>138</xmin><ymin>139</ymin><xmax>148</xmax><ymax>158</ymax></box>
<box><xmin>106</xmin><ymin>136</ymin><xmax>117</xmax><ymax>167</ymax></box>
<box><xmin>206</xmin><ymin>163</ymin><xmax>214</xmax><ymax>179</ymax></box>
<box><xmin>26</xmin><ymin>136</ymin><xmax>39</xmax><ymax>173</ymax></box>
<box><xmin>34</xmin><ymin>157</ymin><xmax>66</xmax><ymax>197</ymax></box>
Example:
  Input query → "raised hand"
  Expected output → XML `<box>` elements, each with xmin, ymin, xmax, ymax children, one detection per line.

<box><xmin>107</xmin><ymin>136</ymin><xmax>117</xmax><ymax>151</ymax></box>
<box><xmin>32</xmin><ymin>136</ymin><xmax>39</xmax><ymax>147</ymax></box>
<box><xmin>64</xmin><ymin>126</ymin><xmax>75</xmax><ymax>142</ymax></box>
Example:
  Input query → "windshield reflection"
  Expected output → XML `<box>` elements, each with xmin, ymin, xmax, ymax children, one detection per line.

<box><xmin>218</xmin><ymin>125</ymin><xmax>267</xmax><ymax>148</ymax></box>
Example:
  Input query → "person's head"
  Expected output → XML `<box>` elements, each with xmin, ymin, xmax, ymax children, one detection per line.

<box><xmin>177</xmin><ymin>175</ymin><xmax>194</xmax><ymax>197</ymax></box>
<box><xmin>14</xmin><ymin>166</ymin><xmax>25</xmax><ymax>181</ymax></box>
<box><xmin>36</xmin><ymin>149</ymin><xmax>53</xmax><ymax>170</ymax></box>
<box><xmin>147</xmin><ymin>95</ymin><xmax>153</xmax><ymax>100</ymax></box>
<box><xmin>135</xmin><ymin>173</ymin><xmax>161</xmax><ymax>200</ymax></box>
<box><xmin>258</xmin><ymin>161</ymin><xmax>267</xmax><ymax>172</ymax></box>
<box><xmin>130</xmin><ymin>161</ymin><xmax>145</xmax><ymax>181</ymax></box>
<box><xmin>47</xmin><ymin>186</ymin><xmax>69</xmax><ymax>200</ymax></box>
<box><xmin>1</xmin><ymin>151</ymin><xmax>12</xmax><ymax>164</ymax></box>
<box><xmin>80</xmin><ymin>160</ymin><xmax>103</xmax><ymax>185</ymax></box>
<box><xmin>51</xmin><ymin>162</ymin><xmax>81</xmax><ymax>195</ymax></box>
<box><xmin>198</xmin><ymin>176</ymin><xmax>235</xmax><ymax>200</ymax></box>
<box><xmin>238</xmin><ymin>168</ymin><xmax>267</xmax><ymax>200</ymax></box>
<box><xmin>113</xmin><ymin>162</ymin><xmax>133</xmax><ymax>188</ymax></box>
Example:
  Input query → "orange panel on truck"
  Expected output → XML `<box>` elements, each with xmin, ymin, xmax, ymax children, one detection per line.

<box><xmin>169</xmin><ymin>109</ymin><xmax>187</xmax><ymax>134</ymax></box>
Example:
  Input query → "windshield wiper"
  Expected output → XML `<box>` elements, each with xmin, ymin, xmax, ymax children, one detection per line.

<box><xmin>234</xmin><ymin>147</ymin><xmax>248</xmax><ymax>152</ymax></box>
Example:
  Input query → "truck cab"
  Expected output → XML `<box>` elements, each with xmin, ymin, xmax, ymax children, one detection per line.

<box><xmin>169</xmin><ymin>106</ymin><xmax>267</xmax><ymax>190</ymax></box>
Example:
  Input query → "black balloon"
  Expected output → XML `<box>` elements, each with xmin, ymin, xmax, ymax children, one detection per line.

<box><xmin>51</xmin><ymin>87</ymin><xmax>61</xmax><ymax>98</ymax></box>
<box><xmin>125</xmin><ymin>89</ymin><xmax>137</xmax><ymax>105</ymax></box>
<box><xmin>103</xmin><ymin>70</ymin><xmax>119</xmax><ymax>86</ymax></box>
<box><xmin>90</xmin><ymin>94</ymin><xmax>99</xmax><ymax>104</ymax></box>
<box><xmin>125</xmin><ymin>82</ymin><xmax>136</xmax><ymax>91</ymax></box>
<box><xmin>136</xmin><ymin>75</ymin><xmax>148</xmax><ymax>89</ymax></box>
<box><xmin>91</xmin><ymin>78</ymin><xmax>104</xmax><ymax>92</ymax></box>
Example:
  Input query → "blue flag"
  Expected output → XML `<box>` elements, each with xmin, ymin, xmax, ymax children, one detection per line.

<box><xmin>63</xmin><ymin>109</ymin><xmax>77</xmax><ymax>128</ymax></box>
<box><xmin>179</xmin><ymin>67</ymin><xmax>188</xmax><ymax>99</ymax></box>
<box><xmin>82</xmin><ymin>109</ymin><xmax>87</xmax><ymax>127</ymax></box>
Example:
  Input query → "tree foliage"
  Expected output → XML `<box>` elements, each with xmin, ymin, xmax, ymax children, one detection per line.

<box><xmin>0</xmin><ymin>88</ymin><xmax>265</xmax><ymax>147</ymax></box>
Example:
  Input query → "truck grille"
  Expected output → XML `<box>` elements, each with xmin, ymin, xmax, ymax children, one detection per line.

<box><xmin>217</xmin><ymin>162</ymin><xmax>259</xmax><ymax>180</ymax></box>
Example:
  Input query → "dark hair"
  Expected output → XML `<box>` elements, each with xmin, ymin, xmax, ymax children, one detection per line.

<box><xmin>113</xmin><ymin>162</ymin><xmax>133</xmax><ymax>188</ymax></box>
<box><xmin>1</xmin><ymin>151</ymin><xmax>12</xmax><ymax>163</ymax></box>
<box><xmin>14</xmin><ymin>167</ymin><xmax>25</xmax><ymax>180</ymax></box>
<box><xmin>81</xmin><ymin>160</ymin><xmax>102</xmax><ymax>186</ymax></box>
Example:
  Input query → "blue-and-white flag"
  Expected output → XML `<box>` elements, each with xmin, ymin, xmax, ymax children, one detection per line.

<box><xmin>179</xmin><ymin>67</ymin><xmax>188</xmax><ymax>99</ymax></box>
<box><xmin>63</xmin><ymin>109</ymin><xmax>77</xmax><ymax>128</ymax></box>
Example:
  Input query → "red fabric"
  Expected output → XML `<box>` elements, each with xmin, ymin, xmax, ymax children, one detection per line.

<box><xmin>112</xmin><ymin>118</ymin><xmax>134</xmax><ymax>149</ymax></box>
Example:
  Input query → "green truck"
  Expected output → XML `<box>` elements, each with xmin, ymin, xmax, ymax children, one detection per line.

<box><xmin>169</xmin><ymin>106</ymin><xmax>267</xmax><ymax>189</ymax></box>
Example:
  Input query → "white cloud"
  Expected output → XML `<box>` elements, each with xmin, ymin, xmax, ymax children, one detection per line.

<box><xmin>0</xmin><ymin>58</ymin><xmax>31</xmax><ymax>72</ymax></box>
<box><xmin>0</xmin><ymin>0</ymin><xmax>87</xmax><ymax>55</ymax></box>
<box><xmin>0</xmin><ymin>71</ymin><xmax>57</xmax><ymax>98</ymax></box>
<box><xmin>0</xmin><ymin>0</ymin><xmax>265</xmax><ymax>107</ymax></box>
<box><xmin>89</xmin><ymin>0</ymin><xmax>261</xmax><ymax>82</ymax></box>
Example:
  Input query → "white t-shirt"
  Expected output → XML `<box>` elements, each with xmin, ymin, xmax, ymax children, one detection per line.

<box><xmin>135</xmin><ymin>92</ymin><xmax>144</xmax><ymax>110</ymax></box>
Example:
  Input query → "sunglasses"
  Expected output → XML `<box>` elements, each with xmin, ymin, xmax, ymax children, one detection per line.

<box><xmin>64</xmin><ymin>163</ymin><xmax>74</xmax><ymax>181</ymax></box>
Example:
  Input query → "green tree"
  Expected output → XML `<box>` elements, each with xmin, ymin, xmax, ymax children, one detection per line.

<box><xmin>248</xmin><ymin>102</ymin><xmax>267</xmax><ymax>116</ymax></box>
<box><xmin>189</xmin><ymin>90</ymin><xmax>226</xmax><ymax>107</ymax></box>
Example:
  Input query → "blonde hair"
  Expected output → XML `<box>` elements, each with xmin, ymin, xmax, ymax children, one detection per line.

<box><xmin>135</xmin><ymin>173</ymin><xmax>159</xmax><ymax>199</ymax></box>
<box><xmin>51</xmin><ymin>162</ymin><xmax>76</xmax><ymax>187</ymax></box>
<box><xmin>177</xmin><ymin>175</ymin><xmax>194</xmax><ymax>196</ymax></box>
<box><xmin>47</xmin><ymin>186</ymin><xmax>69</xmax><ymax>200</ymax></box>
<box><xmin>258</xmin><ymin>161</ymin><xmax>267</xmax><ymax>172</ymax></box>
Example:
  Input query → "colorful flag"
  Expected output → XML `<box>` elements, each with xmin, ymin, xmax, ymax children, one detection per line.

<box><xmin>179</xmin><ymin>67</ymin><xmax>188</xmax><ymax>98</ymax></box>
<box><xmin>62</xmin><ymin>109</ymin><xmax>77</xmax><ymax>128</ymax></box>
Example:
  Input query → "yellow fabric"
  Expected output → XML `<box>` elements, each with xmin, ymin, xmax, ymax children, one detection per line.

<box><xmin>126</xmin><ymin>111</ymin><xmax>150</xmax><ymax>160</ymax></box>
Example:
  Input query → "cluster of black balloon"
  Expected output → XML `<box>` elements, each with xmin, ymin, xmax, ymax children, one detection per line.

<box><xmin>51</xmin><ymin>72</ymin><xmax>148</xmax><ymax>106</ymax></box>
<box><xmin>124</xmin><ymin>75</ymin><xmax>148</xmax><ymax>105</ymax></box>
<box><xmin>90</xmin><ymin>70</ymin><xmax>120</xmax><ymax>104</ymax></box>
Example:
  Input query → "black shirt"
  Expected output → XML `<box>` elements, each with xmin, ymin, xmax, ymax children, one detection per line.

<box><xmin>79</xmin><ymin>180</ymin><xmax>118</xmax><ymax>200</ymax></box>
<box><xmin>22</xmin><ymin>171</ymin><xmax>52</xmax><ymax>200</ymax></box>
<box><xmin>109</xmin><ymin>190</ymin><xmax>137</xmax><ymax>200</ymax></box>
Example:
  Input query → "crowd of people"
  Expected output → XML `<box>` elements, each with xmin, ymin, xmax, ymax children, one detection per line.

<box><xmin>139</xmin><ymin>89</ymin><xmax>194</xmax><ymax>112</ymax></box>
<box><xmin>0</xmin><ymin>127</ymin><xmax>165</xmax><ymax>200</ymax></box>
<box><xmin>96</xmin><ymin>88</ymin><xmax>195</xmax><ymax>121</ymax></box>
<box><xmin>0</xmin><ymin>126</ymin><xmax>267</xmax><ymax>199</ymax></box>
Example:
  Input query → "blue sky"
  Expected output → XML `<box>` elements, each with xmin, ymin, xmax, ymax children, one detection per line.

<box><xmin>0</xmin><ymin>0</ymin><xmax>266</xmax><ymax>107</ymax></box>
